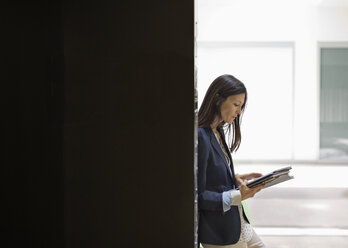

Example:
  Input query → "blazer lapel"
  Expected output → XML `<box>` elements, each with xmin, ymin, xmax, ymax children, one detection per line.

<box><xmin>209</xmin><ymin>128</ymin><xmax>234</xmax><ymax>180</ymax></box>
<box><xmin>218</xmin><ymin>128</ymin><xmax>237</xmax><ymax>185</ymax></box>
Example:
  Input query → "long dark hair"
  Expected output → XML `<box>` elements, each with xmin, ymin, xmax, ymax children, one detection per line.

<box><xmin>198</xmin><ymin>74</ymin><xmax>247</xmax><ymax>152</ymax></box>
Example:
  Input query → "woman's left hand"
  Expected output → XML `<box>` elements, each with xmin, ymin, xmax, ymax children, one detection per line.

<box><xmin>235</xmin><ymin>173</ymin><xmax>262</xmax><ymax>186</ymax></box>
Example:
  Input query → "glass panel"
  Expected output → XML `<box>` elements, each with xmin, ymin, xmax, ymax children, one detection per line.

<box><xmin>320</xmin><ymin>48</ymin><xmax>348</xmax><ymax>160</ymax></box>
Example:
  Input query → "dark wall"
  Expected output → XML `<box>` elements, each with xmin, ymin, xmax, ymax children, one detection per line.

<box><xmin>3</xmin><ymin>2</ymin><xmax>64</xmax><ymax>247</ymax></box>
<box><xmin>3</xmin><ymin>1</ymin><xmax>194</xmax><ymax>247</ymax></box>
<box><xmin>63</xmin><ymin>1</ymin><xmax>194</xmax><ymax>247</ymax></box>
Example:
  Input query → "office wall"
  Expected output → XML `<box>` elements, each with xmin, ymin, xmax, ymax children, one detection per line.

<box><xmin>3</xmin><ymin>1</ymin><xmax>194</xmax><ymax>247</ymax></box>
<box><xmin>63</xmin><ymin>1</ymin><xmax>194</xmax><ymax>247</ymax></box>
<box><xmin>2</xmin><ymin>1</ymin><xmax>64</xmax><ymax>247</ymax></box>
<box><xmin>197</xmin><ymin>0</ymin><xmax>348</xmax><ymax>161</ymax></box>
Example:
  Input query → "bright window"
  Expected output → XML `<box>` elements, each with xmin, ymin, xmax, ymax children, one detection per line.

<box><xmin>320</xmin><ymin>47</ymin><xmax>348</xmax><ymax>160</ymax></box>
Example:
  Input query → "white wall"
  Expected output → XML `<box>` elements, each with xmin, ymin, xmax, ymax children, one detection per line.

<box><xmin>196</xmin><ymin>0</ymin><xmax>348</xmax><ymax>161</ymax></box>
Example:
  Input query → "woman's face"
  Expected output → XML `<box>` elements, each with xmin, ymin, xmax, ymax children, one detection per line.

<box><xmin>219</xmin><ymin>93</ymin><xmax>245</xmax><ymax>124</ymax></box>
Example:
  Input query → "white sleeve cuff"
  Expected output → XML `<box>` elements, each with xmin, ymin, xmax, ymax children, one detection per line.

<box><xmin>230</xmin><ymin>190</ymin><xmax>241</xmax><ymax>206</ymax></box>
<box><xmin>222</xmin><ymin>190</ymin><xmax>242</xmax><ymax>212</ymax></box>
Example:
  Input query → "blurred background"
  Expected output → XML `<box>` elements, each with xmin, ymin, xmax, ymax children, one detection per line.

<box><xmin>196</xmin><ymin>0</ymin><xmax>348</xmax><ymax>247</ymax></box>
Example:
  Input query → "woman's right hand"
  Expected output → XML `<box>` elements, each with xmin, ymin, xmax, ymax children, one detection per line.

<box><xmin>240</xmin><ymin>182</ymin><xmax>264</xmax><ymax>201</ymax></box>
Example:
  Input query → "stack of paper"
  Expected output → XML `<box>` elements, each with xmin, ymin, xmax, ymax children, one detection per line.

<box><xmin>246</xmin><ymin>166</ymin><xmax>294</xmax><ymax>189</ymax></box>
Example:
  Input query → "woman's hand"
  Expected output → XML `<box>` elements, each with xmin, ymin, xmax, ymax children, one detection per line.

<box><xmin>235</xmin><ymin>172</ymin><xmax>264</xmax><ymax>201</ymax></box>
<box><xmin>239</xmin><ymin>182</ymin><xmax>264</xmax><ymax>200</ymax></box>
<box><xmin>235</xmin><ymin>172</ymin><xmax>262</xmax><ymax>186</ymax></box>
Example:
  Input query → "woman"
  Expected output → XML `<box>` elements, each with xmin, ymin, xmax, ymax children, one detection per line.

<box><xmin>198</xmin><ymin>74</ymin><xmax>266</xmax><ymax>248</ymax></box>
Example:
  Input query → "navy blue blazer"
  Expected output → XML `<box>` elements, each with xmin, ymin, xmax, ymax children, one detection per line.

<box><xmin>198</xmin><ymin>127</ymin><xmax>247</xmax><ymax>245</ymax></box>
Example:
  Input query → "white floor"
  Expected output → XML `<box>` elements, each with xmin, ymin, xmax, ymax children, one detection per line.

<box><xmin>235</xmin><ymin>164</ymin><xmax>348</xmax><ymax>248</ymax></box>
